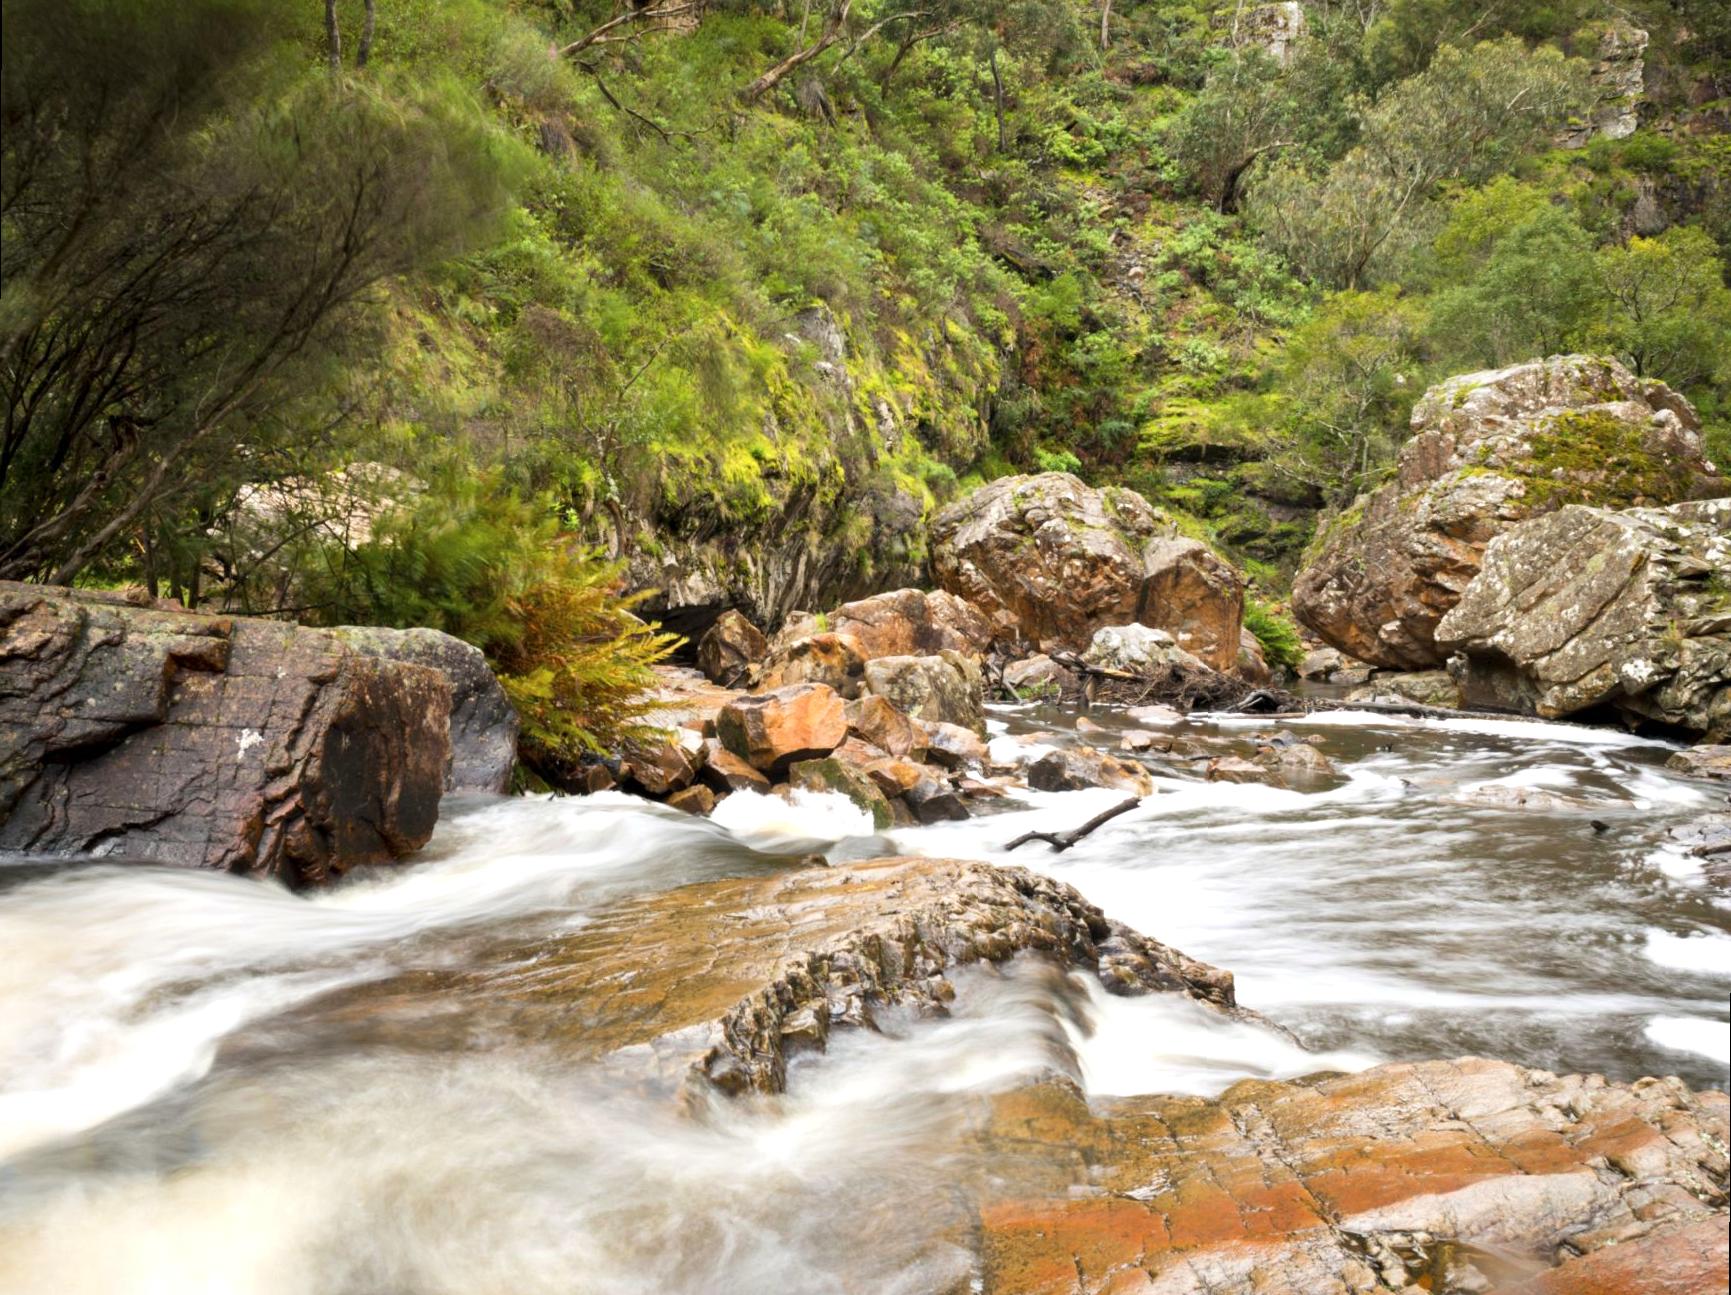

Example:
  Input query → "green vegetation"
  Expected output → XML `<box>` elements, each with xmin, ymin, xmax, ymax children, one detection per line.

<box><xmin>3</xmin><ymin>0</ymin><xmax>1728</xmax><ymax>738</ymax></box>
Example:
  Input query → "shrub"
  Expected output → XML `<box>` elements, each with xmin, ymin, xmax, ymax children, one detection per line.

<box><xmin>1244</xmin><ymin>597</ymin><xmax>1304</xmax><ymax>671</ymax></box>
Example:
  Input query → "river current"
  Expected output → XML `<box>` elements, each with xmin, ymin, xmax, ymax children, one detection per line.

<box><xmin>1</xmin><ymin>706</ymin><xmax>1727</xmax><ymax>1292</ymax></box>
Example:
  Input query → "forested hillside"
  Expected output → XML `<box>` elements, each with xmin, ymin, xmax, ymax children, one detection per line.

<box><xmin>4</xmin><ymin>0</ymin><xmax>1728</xmax><ymax>759</ymax></box>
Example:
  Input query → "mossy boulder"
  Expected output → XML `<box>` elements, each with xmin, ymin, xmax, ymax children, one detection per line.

<box><xmin>1293</xmin><ymin>356</ymin><xmax>1722</xmax><ymax>670</ymax></box>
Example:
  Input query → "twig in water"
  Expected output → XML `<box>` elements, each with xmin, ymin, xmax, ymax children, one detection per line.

<box><xmin>1005</xmin><ymin>797</ymin><xmax>1142</xmax><ymax>853</ymax></box>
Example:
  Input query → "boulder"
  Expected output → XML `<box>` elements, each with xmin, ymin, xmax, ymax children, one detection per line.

<box><xmin>1294</xmin><ymin>356</ymin><xmax>1719</xmax><ymax>669</ymax></box>
<box><xmin>786</xmin><ymin>758</ymin><xmax>893</xmax><ymax>830</ymax></box>
<box><xmin>1236</xmin><ymin>626</ymin><xmax>1273</xmax><ymax>685</ymax></box>
<box><xmin>779</xmin><ymin>588</ymin><xmax>994</xmax><ymax>660</ymax></box>
<box><xmin>1435</xmin><ymin>499</ymin><xmax>1731</xmax><ymax>737</ymax></box>
<box><xmin>1297</xmin><ymin>646</ymin><xmax>1344</xmax><ymax>680</ymax></box>
<box><xmin>757</xmin><ymin>631</ymin><xmax>866</xmax><ymax>698</ymax></box>
<box><xmin>695</xmin><ymin>609</ymin><xmax>767</xmax><ymax>687</ymax></box>
<box><xmin>1345</xmin><ymin>669</ymin><xmax>1465</xmax><ymax>709</ymax></box>
<box><xmin>665</xmin><ymin>785</ymin><xmax>717</xmax><ymax>816</ymax></box>
<box><xmin>1001</xmin><ymin>654</ymin><xmax>1076</xmax><ymax>698</ymax></box>
<box><xmin>903</xmin><ymin>775</ymin><xmax>970</xmax><ymax>823</ymax></box>
<box><xmin>330</xmin><ymin>625</ymin><xmax>517</xmax><ymax>794</ymax></box>
<box><xmin>861</xmin><ymin>652</ymin><xmax>985</xmax><ymax>734</ymax></box>
<box><xmin>924</xmin><ymin>721</ymin><xmax>990</xmax><ymax>771</ymax></box>
<box><xmin>1206</xmin><ymin>755</ymin><xmax>1274</xmax><ymax>785</ymax></box>
<box><xmin>1082</xmin><ymin>624</ymin><xmax>1208</xmax><ymax>676</ymax></box>
<box><xmin>930</xmin><ymin>472</ymin><xmax>1245</xmax><ymax>667</ymax></box>
<box><xmin>700</xmin><ymin>738</ymin><xmax>772</xmax><ymax>794</ymax></box>
<box><xmin>1257</xmin><ymin>741</ymin><xmax>1337</xmax><ymax>785</ymax></box>
<box><xmin>0</xmin><ymin>583</ymin><xmax>449</xmax><ymax>886</ymax></box>
<box><xmin>715</xmin><ymin>683</ymin><xmax>848</xmax><ymax>774</ymax></box>
<box><xmin>623</xmin><ymin>729</ymin><xmax>705</xmax><ymax>796</ymax></box>
<box><xmin>1668</xmin><ymin>745</ymin><xmax>1731</xmax><ymax>782</ymax></box>
<box><xmin>1027</xmin><ymin>747</ymin><xmax>1155</xmax><ymax>796</ymax></box>
<box><xmin>844</xmin><ymin>694</ymin><xmax>928</xmax><ymax>760</ymax></box>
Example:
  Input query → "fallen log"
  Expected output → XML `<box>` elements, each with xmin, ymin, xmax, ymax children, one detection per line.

<box><xmin>1005</xmin><ymin>796</ymin><xmax>1142</xmax><ymax>853</ymax></box>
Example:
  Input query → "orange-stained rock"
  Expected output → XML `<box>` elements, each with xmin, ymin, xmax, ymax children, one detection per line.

<box><xmin>845</xmin><ymin>693</ymin><xmax>929</xmax><ymax>759</ymax></box>
<box><xmin>757</xmin><ymin>631</ymin><xmax>867</xmax><ymax>698</ymax></box>
<box><xmin>976</xmin><ymin>1061</ymin><xmax>1730</xmax><ymax>1295</ymax></box>
<box><xmin>1028</xmin><ymin>746</ymin><xmax>1154</xmax><ymax>796</ymax></box>
<box><xmin>700</xmin><ymin>738</ymin><xmax>771</xmax><ymax>793</ymax></box>
<box><xmin>779</xmin><ymin>587</ymin><xmax>995</xmax><ymax>660</ymax></box>
<box><xmin>665</xmin><ymin>785</ymin><xmax>716</xmax><ymax>816</ymax></box>
<box><xmin>930</xmin><ymin>472</ymin><xmax>1246</xmax><ymax>659</ymax></box>
<box><xmin>716</xmin><ymin>682</ymin><xmax>848</xmax><ymax>773</ymax></box>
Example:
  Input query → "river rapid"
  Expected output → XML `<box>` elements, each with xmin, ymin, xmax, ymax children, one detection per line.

<box><xmin>1</xmin><ymin>706</ymin><xmax>1727</xmax><ymax>1293</ymax></box>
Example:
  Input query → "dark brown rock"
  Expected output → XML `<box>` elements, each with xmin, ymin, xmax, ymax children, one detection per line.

<box><xmin>700</xmin><ymin>738</ymin><xmax>772</xmax><ymax>793</ymax></box>
<box><xmin>695</xmin><ymin>609</ymin><xmax>768</xmax><ymax>688</ymax></box>
<box><xmin>0</xmin><ymin>582</ymin><xmax>449</xmax><ymax>886</ymax></box>
<box><xmin>665</xmin><ymin>785</ymin><xmax>717</xmax><ymax>816</ymax></box>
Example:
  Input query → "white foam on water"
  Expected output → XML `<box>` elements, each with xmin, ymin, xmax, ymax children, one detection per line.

<box><xmin>1064</xmin><ymin>977</ymin><xmax>1377</xmax><ymax>1097</ymax></box>
<box><xmin>1206</xmin><ymin>707</ymin><xmax>1680</xmax><ymax>749</ymax></box>
<box><xmin>1644</xmin><ymin>1015</ymin><xmax>1730</xmax><ymax>1064</ymax></box>
<box><xmin>1643</xmin><ymin>928</ymin><xmax>1731</xmax><ymax>976</ymax></box>
<box><xmin>707</xmin><ymin>786</ymin><xmax>876</xmax><ymax>849</ymax></box>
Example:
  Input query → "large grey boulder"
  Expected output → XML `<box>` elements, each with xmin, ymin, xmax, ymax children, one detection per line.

<box><xmin>1294</xmin><ymin>356</ymin><xmax>1720</xmax><ymax>670</ymax></box>
<box><xmin>332</xmin><ymin>625</ymin><xmax>517</xmax><ymax>793</ymax></box>
<box><xmin>1435</xmin><ymin>498</ymin><xmax>1731</xmax><ymax>737</ymax></box>
<box><xmin>1</xmin><ymin>584</ymin><xmax>451</xmax><ymax>885</ymax></box>
<box><xmin>930</xmin><ymin>472</ymin><xmax>1245</xmax><ymax>669</ymax></box>
<box><xmin>861</xmin><ymin>651</ymin><xmax>985</xmax><ymax>735</ymax></box>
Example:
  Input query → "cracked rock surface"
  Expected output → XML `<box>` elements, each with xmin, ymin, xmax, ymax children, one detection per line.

<box><xmin>976</xmin><ymin>1058</ymin><xmax>1729</xmax><ymax>1294</ymax></box>
<box><xmin>0</xmin><ymin>582</ymin><xmax>450</xmax><ymax>884</ymax></box>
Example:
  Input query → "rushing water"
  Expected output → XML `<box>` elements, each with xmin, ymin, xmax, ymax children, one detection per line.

<box><xmin>1</xmin><ymin>707</ymin><xmax>1727</xmax><ymax>1292</ymax></box>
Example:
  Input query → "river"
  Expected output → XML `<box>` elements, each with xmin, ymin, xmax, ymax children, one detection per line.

<box><xmin>1</xmin><ymin>706</ymin><xmax>1726</xmax><ymax>1292</ymax></box>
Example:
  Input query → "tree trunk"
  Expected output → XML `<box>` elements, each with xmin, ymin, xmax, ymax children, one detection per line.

<box><xmin>1100</xmin><ymin>0</ymin><xmax>1113</xmax><ymax>50</ymax></box>
<box><xmin>357</xmin><ymin>0</ymin><xmax>376</xmax><ymax>67</ymax></box>
<box><xmin>325</xmin><ymin>0</ymin><xmax>341</xmax><ymax>71</ymax></box>
<box><xmin>988</xmin><ymin>46</ymin><xmax>1007</xmax><ymax>153</ymax></box>
<box><xmin>740</xmin><ymin>0</ymin><xmax>851</xmax><ymax>104</ymax></box>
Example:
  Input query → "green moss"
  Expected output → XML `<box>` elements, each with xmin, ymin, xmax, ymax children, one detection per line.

<box><xmin>1497</xmin><ymin>409</ymin><xmax>1695</xmax><ymax>509</ymax></box>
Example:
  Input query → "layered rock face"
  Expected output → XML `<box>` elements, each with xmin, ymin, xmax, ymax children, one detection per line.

<box><xmin>1294</xmin><ymin>356</ymin><xmax>1719</xmax><ymax>670</ymax></box>
<box><xmin>1435</xmin><ymin>498</ymin><xmax>1731</xmax><ymax>737</ymax></box>
<box><xmin>0</xmin><ymin>583</ymin><xmax>452</xmax><ymax>885</ymax></box>
<box><xmin>978</xmin><ymin>1059</ymin><xmax>1730</xmax><ymax>1294</ymax></box>
<box><xmin>930</xmin><ymin>473</ymin><xmax>1245</xmax><ymax>670</ymax></box>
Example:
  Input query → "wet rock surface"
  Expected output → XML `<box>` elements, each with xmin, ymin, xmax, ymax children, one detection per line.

<box><xmin>976</xmin><ymin>1059</ymin><xmax>1730</xmax><ymax>1294</ymax></box>
<box><xmin>1436</xmin><ymin>498</ymin><xmax>1731</xmax><ymax>737</ymax></box>
<box><xmin>0</xmin><ymin>582</ymin><xmax>450</xmax><ymax>885</ymax></box>
<box><xmin>332</xmin><ymin>856</ymin><xmax>1242</xmax><ymax>1098</ymax></box>
<box><xmin>1295</xmin><ymin>356</ymin><xmax>1719</xmax><ymax>670</ymax></box>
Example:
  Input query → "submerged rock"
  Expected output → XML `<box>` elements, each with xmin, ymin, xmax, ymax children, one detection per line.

<box><xmin>1295</xmin><ymin>356</ymin><xmax>1719</xmax><ymax>670</ymax></box>
<box><xmin>0</xmin><ymin>582</ymin><xmax>450</xmax><ymax>885</ymax></box>
<box><xmin>976</xmin><ymin>1059</ymin><xmax>1729</xmax><ymax>1294</ymax></box>
<box><xmin>930</xmin><ymin>472</ymin><xmax>1245</xmax><ymax>669</ymax></box>
<box><xmin>1436</xmin><ymin>498</ymin><xmax>1731</xmax><ymax>737</ymax></box>
<box><xmin>1344</xmin><ymin>669</ymin><xmax>1465</xmax><ymax>710</ymax></box>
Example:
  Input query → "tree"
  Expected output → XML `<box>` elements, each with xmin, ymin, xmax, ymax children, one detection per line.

<box><xmin>1272</xmin><ymin>286</ymin><xmax>1424</xmax><ymax>502</ymax></box>
<box><xmin>1595</xmin><ymin>227</ymin><xmax>1731</xmax><ymax>388</ymax></box>
<box><xmin>1425</xmin><ymin>204</ymin><xmax>1600</xmax><ymax>366</ymax></box>
<box><xmin>1247</xmin><ymin>38</ymin><xmax>1591</xmax><ymax>287</ymax></box>
<box><xmin>0</xmin><ymin>0</ymin><xmax>515</xmax><ymax>585</ymax></box>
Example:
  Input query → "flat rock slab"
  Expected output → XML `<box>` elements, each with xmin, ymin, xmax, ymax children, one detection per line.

<box><xmin>977</xmin><ymin>1059</ymin><xmax>1729</xmax><ymax>1294</ymax></box>
<box><xmin>310</xmin><ymin>856</ymin><xmax>1240</xmax><ymax>1096</ymax></box>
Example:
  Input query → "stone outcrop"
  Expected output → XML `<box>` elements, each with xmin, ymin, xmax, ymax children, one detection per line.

<box><xmin>1294</xmin><ymin>356</ymin><xmax>1719</xmax><ymax>670</ymax></box>
<box><xmin>1559</xmin><ymin>22</ymin><xmax>1648</xmax><ymax>147</ymax></box>
<box><xmin>862</xmin><ymin>651</ymin><xmax>985</xmax><ymax>734</ymax></box>
<box><xmin>930</xmin><ymin>473</ymin><xmax>1246</xmax><ymax>670</ymax></box>
<box><xmin>977</xmin><ymin>1059</ymin><xmax>1729</xmax><ymax>1294</ymax></box>
<box><xmin>695</xmin><ymin>609</ymin><xmax>767</xmax><ymax>688</ymax></box>
<box><xmin>1668</xmin><ymin>746</ymin><xmax>1731</xmax><ymax>783</ymax></box>
<box><xmin>1435</xmin><ymin>499</ymin><xmax>1731</xmax><ymax>737</ymax></box>
<box><xmin>330</xmin><ymin>624</ymin><xmax>517</xmax><ymax>793</ymax></box>
<box><xmin>0</xmin><ymin>583</ymin><xmax>450</xmax><ymax>885</ymax></box>
<box><xmin>715</xmin><ymin>682</ymin><xmax>848</xmax><ymax>773</ymax></box>
<box><xmin>341</xmin><ymin>856</ymin><xmax>1241</xmax><ymax>1097</ymax></box>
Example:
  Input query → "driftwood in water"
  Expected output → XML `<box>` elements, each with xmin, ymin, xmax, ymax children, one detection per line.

<box><xmin>1005</xmin><ymin>796</ymin><xmax>1142</xmax><ymax>853</ymax></box>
